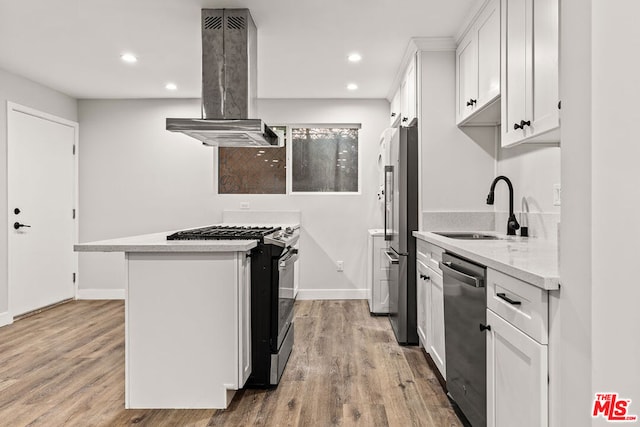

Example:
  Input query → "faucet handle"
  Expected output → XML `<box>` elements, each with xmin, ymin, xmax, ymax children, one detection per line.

<box><xmin>507</xmin><ymin>215</ymin><xmax>521</xmax><ymax>235</ymax></box>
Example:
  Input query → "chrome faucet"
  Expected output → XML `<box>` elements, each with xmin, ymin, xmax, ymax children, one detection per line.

<box><xmin>486</xmin><ymin>176</ymin><xmax>520</xmax><ymax>236</ymax></box>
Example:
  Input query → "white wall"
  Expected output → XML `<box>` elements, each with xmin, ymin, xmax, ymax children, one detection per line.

<box><xmin>419</xmin><ymin>50</ymin><xmax>496</xmax><ymax>213</ymax></box>
<box><xmin>590</xmin><ymin>1</ymin><xmax>640</xmax><ymax>425</ymax></box>
<box><xmin>495</xmin><ymin>142</ymin><xmax>561</xmax><ymax>238</ymax></box>
<box><xmin>0</xmin><ymin>67</ymin><xmax>78</xmax><ymax>321</ymax></box>
<box><xmin>77</xmin><ymin>98</ymin><xmax>389</xmax><ymax>299</ymax></box>
<box><xmin>558</xmin><ymin>0</ymin><xmax>593</xmax><ymax>424</ymax></box>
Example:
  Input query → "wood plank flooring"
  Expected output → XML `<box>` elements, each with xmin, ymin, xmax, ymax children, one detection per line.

<box><xmin>0</xmin><ymin>299</ymin><xmax>462</xmax><ymax>426</ymax></box>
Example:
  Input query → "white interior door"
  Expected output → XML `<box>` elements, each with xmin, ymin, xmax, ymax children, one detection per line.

<box><xmin>8</xmin><ymin>103</ymin><xmax>77</xmax><ymax>317</ymax></box>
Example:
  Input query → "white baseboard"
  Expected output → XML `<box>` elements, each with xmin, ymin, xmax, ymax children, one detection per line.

<box><xmin>0</xmin><ymin>311</ymin><xmax>13</xmax><ymax>328</ymax></box>
<box><xmin>77</xmin><ymin>289</ymin><xmax>125</xmax><ymax>300</ymax></box>
<box><xmin>295</xmin><ymin>288</ymin><xmax>368</xmax><ymax>300</ymax></box>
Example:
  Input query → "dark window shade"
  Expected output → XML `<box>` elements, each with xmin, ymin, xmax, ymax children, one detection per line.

<box><xmin>218</xmin><ymin>126</ymin><xmax>286</xmax><ymax>194</ymax></box>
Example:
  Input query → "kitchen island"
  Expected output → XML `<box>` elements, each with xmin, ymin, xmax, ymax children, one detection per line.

<box><xmin>75</xmin><ymin>230</ymin><xmax>256</xmax><ymax>409</ymax></box>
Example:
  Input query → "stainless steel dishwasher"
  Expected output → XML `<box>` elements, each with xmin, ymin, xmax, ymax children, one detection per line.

<box><xmin>440</xmin><ymin>252</ymin><xmax>487</xmax><ymax>427</ymax></box>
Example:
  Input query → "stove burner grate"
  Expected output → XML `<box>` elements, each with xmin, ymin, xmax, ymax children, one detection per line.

<box><xmin>167</xmin><ymin>225</ymin><xmax>281</xmax><ymax>241</ymax></box>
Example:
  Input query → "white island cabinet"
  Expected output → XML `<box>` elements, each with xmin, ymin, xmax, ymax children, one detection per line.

<box><xmin>75</xmin><ymin>230</ymin><xmax>257</xmax><ymax>409</ymax></box>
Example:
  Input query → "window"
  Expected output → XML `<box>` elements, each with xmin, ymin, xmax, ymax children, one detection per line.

<box><xmin>218</xmin><ymin>126</ymin><xmax>287</xmax><ymax>194</ymax></box>
<box><xmin>290</xmin><ymin>126</ymin><xmax>360</xmax><ymax>194</ymax></box>
<box><xmin>216</xmin><ymin>124</ymin><xmax>360</xmax><ymax>194</ymax></box>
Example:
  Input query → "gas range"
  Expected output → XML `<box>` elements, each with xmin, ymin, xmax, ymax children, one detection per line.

<box><xmin>166</xmin><ymin>224</ymin><xmax>299</xmax><ymax>248</ymax></box>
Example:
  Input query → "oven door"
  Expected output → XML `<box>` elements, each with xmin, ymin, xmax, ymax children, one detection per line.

<box><xmin>276</xmin><ymin>247</ymin><xmax>297</xmax><ymax>349</ymax></box>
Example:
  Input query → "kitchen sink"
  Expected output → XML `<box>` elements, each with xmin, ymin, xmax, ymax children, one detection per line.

<box><xmin>433</xmin><ymin>231</ymin><xmax>504</xmax><ymax>240</ymax></box>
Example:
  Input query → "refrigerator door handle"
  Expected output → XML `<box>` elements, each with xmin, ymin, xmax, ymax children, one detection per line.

<box><xmin>384</xmin><ymin>250</ymin><xmax>399</xmax><ymax>265</ymax></box>
<box><xmin>390</xmin><ymin>246</ymin><xmax>409</xmax><ymax>257</ymax></box>
<box><xmin>384</xmin><ymin>165</ymin><xmax>393</xmax><ymax>241</ymax></box>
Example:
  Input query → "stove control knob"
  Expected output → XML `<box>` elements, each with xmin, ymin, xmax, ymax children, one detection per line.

<box><xmin>285</xmin><ymin>227</ymin><xmax>293</xmax><ymax>235</ymax></box>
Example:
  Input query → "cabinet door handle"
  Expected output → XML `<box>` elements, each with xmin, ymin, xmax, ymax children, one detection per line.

<box><xmin>402</xmin><ymin>117</ymin><xmax>408</xmax><ymax>122</ymax></box>
<box><xmin>419</xmin><ymin>274</ymin><xmax>430</xmax><ymax>281</ymax></box>
<box><xmin>479</xmin><ymin>323</ymin><xmax>491</xmax><ymax>332</ymax></box>
<box><xmin>391</xmin><ymin>112</ymin><xmax>396</xmax><ymax>117</ymax></box>
<box><xmin>520</xmin><ymin>120</ymin><xmax>531</xmax><ymax>127</ymax></box>
<box><xmin>466</xmin><ymin>99</ymin><xmax>477</xmax><ymax>107</ymax></box>
<box><xmin>497</xmin><ymin>292</ymin><xmax>522</xmax><ymax>305</ymax></box>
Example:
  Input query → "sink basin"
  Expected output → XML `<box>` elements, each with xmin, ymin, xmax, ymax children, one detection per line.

<box><xmin>433</xmin><ymin>231</ymin><xmax>504</xmax><ymax>240</ymax></box>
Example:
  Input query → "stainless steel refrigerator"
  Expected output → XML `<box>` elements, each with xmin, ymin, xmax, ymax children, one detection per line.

<box><xmin>384</xmin><ymin>120</ymin><xmax>419</xmax><ymax>345</ymax></box>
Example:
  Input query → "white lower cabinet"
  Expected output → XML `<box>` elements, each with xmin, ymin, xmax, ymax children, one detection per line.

<box><xmin>428</xmin><ymin>268</ymin><xmax>446</xmax><ymax>378</ymax></box>
<box><xmin>416</xmin><ymin>260</ymin><xmax>430</xmax><ymax>348</ymax></box>
<box><xmin>238</xmin><ymin>251</ymin><xmax>252</xmax><ymax>387</ymax></box>
<box><xmin>487</xmin><ymin>308</ymin><xmax>548</xmax><ymax>427</ymax></box>
<box><xmin>367</xmin><ymin>230</ymin><xmax>390</xmax><ymax>314</ymax></box>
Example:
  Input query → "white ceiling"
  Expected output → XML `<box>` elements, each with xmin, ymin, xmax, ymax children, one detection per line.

<box><xmin>0</xmin><ymin>0</ymin><xmax>480</xmax><ymax>100</ymax></box>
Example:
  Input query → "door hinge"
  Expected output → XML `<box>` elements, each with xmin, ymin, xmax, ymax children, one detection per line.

<box><xmin>72</xmin><ymin>209</ymin><xmax>76</xmax><ymax>219</ymax></box>
<box><xmin>72</xmin><ymin>145</ymin><xmax>76</xmax><ymax>155</ymax></box>
<box><xmin>72</xmin><ymin>273</ymin><xmax>76</xmax><ymax>283</ymax></box>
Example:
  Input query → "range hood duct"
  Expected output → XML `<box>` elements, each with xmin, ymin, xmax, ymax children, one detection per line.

<box><xmin>166</xmin><ymin>9</ymin><xmax>282</xmax><ymax>147</ymax></box>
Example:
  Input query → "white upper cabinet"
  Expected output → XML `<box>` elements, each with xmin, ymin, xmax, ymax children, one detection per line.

<box><xmin>400</xmin><ymin>56</ymin><xmax>417</xmax><ymax>126</ymax></box>
<box><xmin>456</xmin><ymin>0</ymin><xmax>501</xmax><ymax>126</ymax></box>
<box><xmin>502</xmin><ymin>0</ymin><xmax>559</xmax><ymax>147</ymax></box>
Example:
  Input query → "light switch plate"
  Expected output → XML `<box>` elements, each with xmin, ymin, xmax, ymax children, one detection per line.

<box><xmin>336</xmin><ymin>261</ymin><xmax>344</xmax><ymax>272</ymax></box>
<box><xmin>240</xmin><ymin>202</ymin><xmax>250</xmax><ymax>210</ymax></box>
<box><xmin>553</xmin><ymin>184</ymin><xmax>561</xmax><ymax>206</ymax></box>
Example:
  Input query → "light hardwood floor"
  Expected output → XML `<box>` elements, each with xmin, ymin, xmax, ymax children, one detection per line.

<box><xmin>0</xmin><ymin>299</ymin><xmax>462</xmax><ymax>426</ymax></box>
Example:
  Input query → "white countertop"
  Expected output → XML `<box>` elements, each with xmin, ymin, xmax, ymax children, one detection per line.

<box><xmin>413</xmin><ymin>231</ymin><xmax>559</xmax><ymax>290</ymax></box>
<box><xmin>74</xmin><ymin>230</ymin><xmax>257</xmax><ymax>253</ymax></box>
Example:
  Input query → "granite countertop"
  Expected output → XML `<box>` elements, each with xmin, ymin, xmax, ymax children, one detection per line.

<box><xmin>413</xmin><ymin>231</ymin><xmax>559</xmax><ymax>290</ymax></box>
<box><xmin>74</xmin><ymin>230</ymin><xmax>257</xmax><ymax>253</ymax></box>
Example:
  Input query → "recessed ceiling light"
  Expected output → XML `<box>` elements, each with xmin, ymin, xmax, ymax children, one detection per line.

<box><xmin>120</xmin><ymin>53</ymin><xmax>138</xmax><ymax>63</ymax></box>
<box><xmin>348</xmin><ymin>53</ymin><xmax>362</xmax><ymax>63</ymax></box>
<box><xmin>347</xmin><ymin>83</ymin><xmax>358</xmax><ymax>91</ymax></box>
<box><xmin>165</xmin><ymin>83</ymin><xmax>178</xmax><ymax>91</ymax></box>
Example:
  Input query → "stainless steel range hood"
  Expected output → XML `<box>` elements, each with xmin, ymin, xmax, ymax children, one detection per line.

<box><xmin>166</xmin><ymin>9</ymin><xmax>282</xmax><ymax>147</ymax></box>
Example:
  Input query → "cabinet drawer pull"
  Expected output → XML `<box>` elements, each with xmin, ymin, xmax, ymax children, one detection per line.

<box><xmin>497</xmin><ymin>292</ymin><xmax>522</xmax><ymax>305</ymax></box>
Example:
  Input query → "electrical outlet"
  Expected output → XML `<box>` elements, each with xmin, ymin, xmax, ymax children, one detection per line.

<box><xmin>553</xmin><ymin>184</ymin><xmax>561</xmax><ymax>206</ymax></box>
<box><xmin>240</xmin><ymin>202</ymin><xmax>250</xmax><ymax>210</ymax></box>
<box><xmin>336</xmin><ymin>261</ymin><xmax>344</xmax><ymax>272</ymax></box>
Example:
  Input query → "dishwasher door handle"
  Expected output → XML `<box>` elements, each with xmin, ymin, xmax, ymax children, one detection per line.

<box><xmin>439</xmin><ymin>261</ymin><xmax>484</xmax><ymax>288</ymax></box>
<box><xmin>384</xmin><ymin>251</ymin><xmax>399</xmax><ymax>265</ymax></box>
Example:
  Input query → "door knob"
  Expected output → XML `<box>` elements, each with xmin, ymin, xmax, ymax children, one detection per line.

<box><xmin>14</xmin><ymin>222</ymin><xmax>31</xmax><ymax>230</ymax></box>
<box><xmin>14</xmin><ymin>208</ymin><xmax>20</xmax><ymax>215</ymax></box>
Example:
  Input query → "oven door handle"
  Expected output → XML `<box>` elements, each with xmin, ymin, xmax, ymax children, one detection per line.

<box><xmin>439</xmin><ymin>261</ymin><xmax>484</xmax><ymax>288</ymax></box>
<box><xmin>280</xmin><ymin>250</ymin><xmax>299</xmax><ymax>268</ymax></box>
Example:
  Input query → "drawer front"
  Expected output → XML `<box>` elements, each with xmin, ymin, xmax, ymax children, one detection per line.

<box><xmin>415</xmin><ymin>238</ymin><xmax>444</xmax><ymax>272</ymax></box>
<box><xmin>486</xmin><ymin>268</ymin><xmax>548</xmax><ymax>344</ymax></box>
